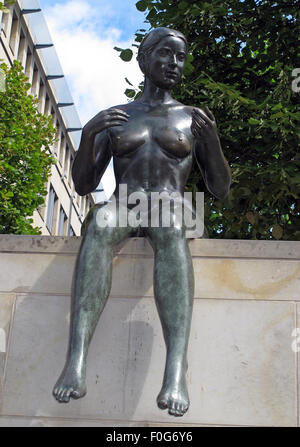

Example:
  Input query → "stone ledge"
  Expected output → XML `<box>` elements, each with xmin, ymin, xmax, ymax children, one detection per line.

<box><xmin>0</xmin><ymin>235</ymin><xmax>299</xmax><ymax>260</ymax></box>
<box><xmin>0</xmin><ymin>236</ymin><xmax>299</xmax><ymax>426</ymax></box>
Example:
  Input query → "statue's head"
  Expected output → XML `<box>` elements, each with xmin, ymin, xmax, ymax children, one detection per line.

<box><xmin>137</xmin><ymin>27</ymin><xmax>188</xmax><ymax>89</ymax></box>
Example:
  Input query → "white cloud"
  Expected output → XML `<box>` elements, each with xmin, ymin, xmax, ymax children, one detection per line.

<box><xmin>44</xmin><ymin>0</ymin><xmax>143</xmax><ymax>124</ymax></box>
<box><xmin>43</xmin><ymin>0</ymin><xmax>144</xmax><ymax>198</ymax></box>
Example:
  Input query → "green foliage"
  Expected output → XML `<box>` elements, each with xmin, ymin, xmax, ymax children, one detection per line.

<box><xmin>122</xmin><ymin>0</ymin><xmax>300</xmax><ymax>240</ymax></box>
<box><xmin>0</xmin><ymin>1</ymin><xmax>15</xmax><ymax>13</ymax></box>
<box><xmin>0</xmin><ymin>61</ymin><xmax>56</xmax><ymax>234</ymax></box>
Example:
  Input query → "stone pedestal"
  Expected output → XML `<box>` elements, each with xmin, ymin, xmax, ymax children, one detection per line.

<box><xmin>0</xmin><ymin>235</ymin><xmax>299</xmax><ymax>427</ymax></box>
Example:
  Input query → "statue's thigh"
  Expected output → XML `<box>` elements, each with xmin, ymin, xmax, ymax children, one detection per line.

<box><xmin>145</xmin><ymin>224</ymin><xmax>187</xmax><ymax>250</ymax></box>
<box><xmin>81</xmin><ymin>202</ymin><xmax>136</xmax><ymax>245</ymax></box>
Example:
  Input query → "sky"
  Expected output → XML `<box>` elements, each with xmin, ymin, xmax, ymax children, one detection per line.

<box><xmin>39</xmin><ymin>0</ymin><xmax>147</xmax><ymax>197</ymax></box>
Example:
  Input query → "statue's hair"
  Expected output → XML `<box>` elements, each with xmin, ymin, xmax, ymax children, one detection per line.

<box><xmin>137</xmin><ymin>27</ymin><xmax>188</xmax><ymax>73</ymax></box>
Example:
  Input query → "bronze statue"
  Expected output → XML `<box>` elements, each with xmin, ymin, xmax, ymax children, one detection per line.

<box><xmin>53</xmin><ymin>27</ymin><xmax>231</xmax><ymax>417</ymax></box>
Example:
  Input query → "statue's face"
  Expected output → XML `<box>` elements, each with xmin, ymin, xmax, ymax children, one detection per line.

<box><xmin>144</xmin><ymin>36</ymin><xmax>187</xmax><ymax>89</ymax></box>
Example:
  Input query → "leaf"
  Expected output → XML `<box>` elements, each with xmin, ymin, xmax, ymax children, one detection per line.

<box><xmin>136</xmin><ymin>0</ymin><xmax>148</xmax><ymax>12</ymax></box>
<box><xmin>119</xmin><ymin>49</ymin><xmax>133</xmax><ymax>62</ymax></box>
<box><xmin>270</xmin><ymin>111</ymin><xmax>284</xmax><ymax>119</ymax></box>
<box><xmin>271</xmin><ymin>103</ymin><xmax>282</xmax><ymax>111</ymax></box>
<box><xmin>248</xmin><ymin>118</ymin><xmax>260</xmax><ymax>125</ymax></box>
<box><xmin>178</xmin><ymin>1</ymin><xmax>188</xmax><ymax>9</ymax></box>
<box><xmin>246</xmin><ymin>211</ymin><xmax>255</xmax><ymax>225</ymax></box>
<box><xmin>272</xmin><ymin>224</ymin><xmax>283</xmax><ymax>240</ymax></box>
<box><xmin>125</xmin><ymin>77</ymin><xmax>133</xmax><ymax>86</ymax></box>
<box><xmin>125</xmin><ymin>89</ymin><xmax>136</xmax><ymax>98</ymax></box>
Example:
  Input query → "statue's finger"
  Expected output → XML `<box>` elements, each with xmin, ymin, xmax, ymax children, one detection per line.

<box><xmin>105</xmin><ymin>121</ymin><xmax>127</xmax><ymax>128</ymax></box>
<box><xmin>192</xmin><ymin>108</ymin><xmax>211</xmax><ymax>126</ymax></box>
<box><xmin>204</xmin><ymin>106</ymin><xmax>215</xmax><ymax>121</ymax></box>
<box><xmin>192</xmin><ymin>115</ymin><xmax>206</xmax><ymax>130</ymax></box>
<box><xmin>106</xmin><ymin>115</ymin><xmax>128</xmax><ymax>122</ymax></box>
<box><xmin>108</xmin><ymin>108</ymin><xmax>130</xmax><ymax>117</ymax></box>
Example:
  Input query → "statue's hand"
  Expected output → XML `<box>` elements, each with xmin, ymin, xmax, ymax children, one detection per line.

<box><xmin>191</xmin><ymin>106</ymin><xmax>219</xmax><ymax>145</ymax></box>
<box><xmin>83</xmin><ymin>108</ymin><xmax>130</xmax><ymax>140</ymax></box>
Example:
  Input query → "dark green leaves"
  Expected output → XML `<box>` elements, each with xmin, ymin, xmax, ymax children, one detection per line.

<box><xmin>136</xmin><ymin>0</ymin><xmax>148</xmax><ymax>11</ymax></box>
<box><xmin>125</xmin><ymin>88</ymin><xmax>136</xmax><ymax>98</ymax></box>
<box><xmin>0</xmin><ymin>61</ymin><xmax>56</xmax><ymax>234</ymax></box>
<box><xmin>0</xmin><ymin>1</ymin><xmax>15</xmax><ymax>12</ymax></box>
<box><xmin>127</xmin><ymin>0</ymin><xmax>299</xmax><ymax>240</ymax></box>
<box><xmin>119</xmin><ymin>49</ymin><xmax>133</xmax><ymax>62</ymax></box>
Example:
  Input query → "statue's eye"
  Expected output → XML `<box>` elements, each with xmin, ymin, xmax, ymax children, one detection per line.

<box><xmin>178</xmin><ymin>54</ymin><xmax>186</xmax><ymax>62</ymax></box>
<box><xmin>158</xmin><ymin>48</ymin><xmax>169</xmax><ymax>56</ymax></box>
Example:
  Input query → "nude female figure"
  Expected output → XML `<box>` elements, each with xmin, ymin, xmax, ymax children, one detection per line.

<box><xmin>53</xmin><ymin>27</ymin><xmax>231</xmax><ymax>417</ymax></box>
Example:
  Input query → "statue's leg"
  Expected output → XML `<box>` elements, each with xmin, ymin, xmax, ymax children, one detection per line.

<box><xmin>53</xmin><ymin>202</ymin><xmax>133</xmax><ymax>403</ymax></box>
<box><xmin>146</xmin><ymin>225</ymin><xmax>194</xmax><ymax>417</ymax></box>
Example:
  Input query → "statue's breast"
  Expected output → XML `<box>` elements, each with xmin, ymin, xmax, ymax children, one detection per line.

<box><xmin>153</xmin><ymin>125</ymin><xmax>191</xmax><ymax>159</ymax></box>
<box><xmin>108</xmin><ymin>124</ymin><xmax>148</xmax><ymax>157</ymax></box>
<box><xmin>108</xmin><ymin>113</ymin><xmax>192</xmax><ymax>159</ymax></box>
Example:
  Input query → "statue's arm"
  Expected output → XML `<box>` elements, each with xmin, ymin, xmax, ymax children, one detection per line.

<box><xmin>191</xmin><ymin>106</ymin><xmax>231</xmax><ymax>200</ymax></box>
<box><xmin>72</xmin><ymin>108</ymin><xmax>129</xmax><ymax>196</ymax></box>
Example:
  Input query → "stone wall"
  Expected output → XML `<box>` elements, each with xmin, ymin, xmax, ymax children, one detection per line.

<box><xmin>0</xmin><ymin>235</ymin><xmax>299</xmax><ymax>427</ymax></box>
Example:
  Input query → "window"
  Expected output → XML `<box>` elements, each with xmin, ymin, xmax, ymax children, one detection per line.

<box><xmin>58</xmin><ymin>206</ymin><xmax>67</xmax><ymax>236</ymax></box>
<box><xmin>31</xmin><ymin>64</ymin><xmax>39</xmax><ymax>97</ymax></box>
<box><xmin>50</xmin><ymin>107</ymin><xmax>55</xmax><ymax>126</ymax></box>
<box><xmin>44</xmin><ymin>94</ymin><xmax>51</xmax><ymax>116</ymax></box>
<box><xmin>59</xmin><ymin>133</ymin><xmax>65</xmax><ymax>166</ymax></box>
<box><xmin>64</xmin><ymin>144</ymin><xmax>70</xmax><ymax>179</ymax></box>
<box><xmin>9</xmin><ymin>12</ymin><xmax>18</xmax><ymax>54</ymax></box>
<box><xmin>53</xmin><ymin>121</ymin><xmax>60</xmax><ymax>156</ymax></box>
<box><xmin>68</xmin><ymin>153</ymin><xmax>74</xmax><ymax>186</ymax></box>
<box><xmin>2</xmin><ymin>11</ymin><xmax>10</xmax><ymax>37</ymax></box>
<box><xmin>38</xmin><ymin>79</ymin><xmax>45</xmax><ymax>113</ymax></box>
<box><xmin>17</xmin><ymin>29</ymin><xmax>26</xmax><ymax>65</ymax></box>
<box><xmin>68</xmin><ymin>226</ymin><xmax>75</xmax><ymax>236</ymax></box>
<box><xmin>25</xmin><ymin>48</ymin><xmax>33</xmax><ymax>82</ymax></box>
<box><xmin>46</xmin><ymin>185</ymin><xmax>58</xmax><ymax>233</ymax></box>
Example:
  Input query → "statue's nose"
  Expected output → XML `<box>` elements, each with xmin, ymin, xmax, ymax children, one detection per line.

<box><xmin>168</xmin><ymin>54</ymin><xmax>178</xmax><ymax>68</ymax></box>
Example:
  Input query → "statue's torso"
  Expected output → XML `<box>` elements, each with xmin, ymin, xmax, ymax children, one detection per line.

<box><xmin>108</xmin><ymin>102</ymin><xmax>196</xmax><ymax>195</ymax></box>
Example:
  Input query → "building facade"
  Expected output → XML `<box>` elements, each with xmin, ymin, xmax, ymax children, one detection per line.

<box><xmin>0</xmin><ymin>0</ymin><xmax>105</xmax><ymax>236</ymax></box>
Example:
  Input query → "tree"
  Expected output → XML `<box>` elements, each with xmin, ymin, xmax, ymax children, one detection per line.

<box><xmin>0</xmin><ymin>1</ymin><xmax>15</xmax><ymax>12</ymax></box>
<box><xmin>0</xmin><ymin>61</ymin><xmax>56</xmax><ymax>234</ymax></box>
<box><xmin>118</xmin><ymin>0</ymin><xmax>300</xmax><ymax>240</ymax></box>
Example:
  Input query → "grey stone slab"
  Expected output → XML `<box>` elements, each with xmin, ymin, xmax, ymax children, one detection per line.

<box><xmin>192</xmin><ymin>258</ymin><xmax>300</xmax><ymax>301</ymax></box>
<box><xmin>0</xmin><ymin>253</ymin><xmax>75</xmax><ymax>295</ymax></box>
<box><xmin>0</xmin><ymin>416</ymin><xmax>148</xmax><ymax>427</ymax></box>
<box><xmin>111</xmin><ymin>257</ymin><xmax>300</xmax><ymax>301</ymax></box>
<box><xmin>0</xmin><ymin>234</ymin><xmax>81</xmax><ymax>255</ymax></box>
<box><xmin>1</xmin><ymin>235</ymin><xmax>299</xmax><ymax>260</ymax></box>
<box><xmin>1</xmin><ymin>294</ymin><xmax>296</xmax><ymax>426</ymax></box>
<box><xmin>187</xmin><ymin>299</ymin><xmax>297</xmax><ymax>426</ymax></box>
<box><xmin>0</xmin><ymin>294</ymin><xmax>15</xmax><ymax>389</ymax></box>
<box><xmin>1</xmin><ymin>294</ymin><xmax>157</xmax><ymax>421</ymax></box>
<box><xmin>1</xmin><ymin>253</ymin><xmax>299</xmax><ymax>301</ymax></box>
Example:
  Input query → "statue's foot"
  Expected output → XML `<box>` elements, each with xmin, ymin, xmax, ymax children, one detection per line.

<box><xmin>157</xmin><ymin>376</ymin><xmax>189</xmax><ymax>417</ymax></box>
<box><xmin>53</xmin><ymin>365</ymin><xmax>86</xmax><ymax>403</ymax></box>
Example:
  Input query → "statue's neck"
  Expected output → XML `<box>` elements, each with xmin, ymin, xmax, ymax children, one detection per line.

<box><xmin>137</xmin><ymin>78</ymin><xmax>175</xmax><ymax>107</ymax></box>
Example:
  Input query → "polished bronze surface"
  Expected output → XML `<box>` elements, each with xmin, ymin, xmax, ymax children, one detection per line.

<box><xmin>53</xmin><ymin>27</ymin><xmax>231</xmax><ymax>417</ymax></box>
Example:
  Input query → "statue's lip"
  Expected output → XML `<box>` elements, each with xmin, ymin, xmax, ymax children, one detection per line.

<box><xmin>166</xmin><ymin>71</ymin><xmax>178</xmax><ymax>78</ymax></box>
